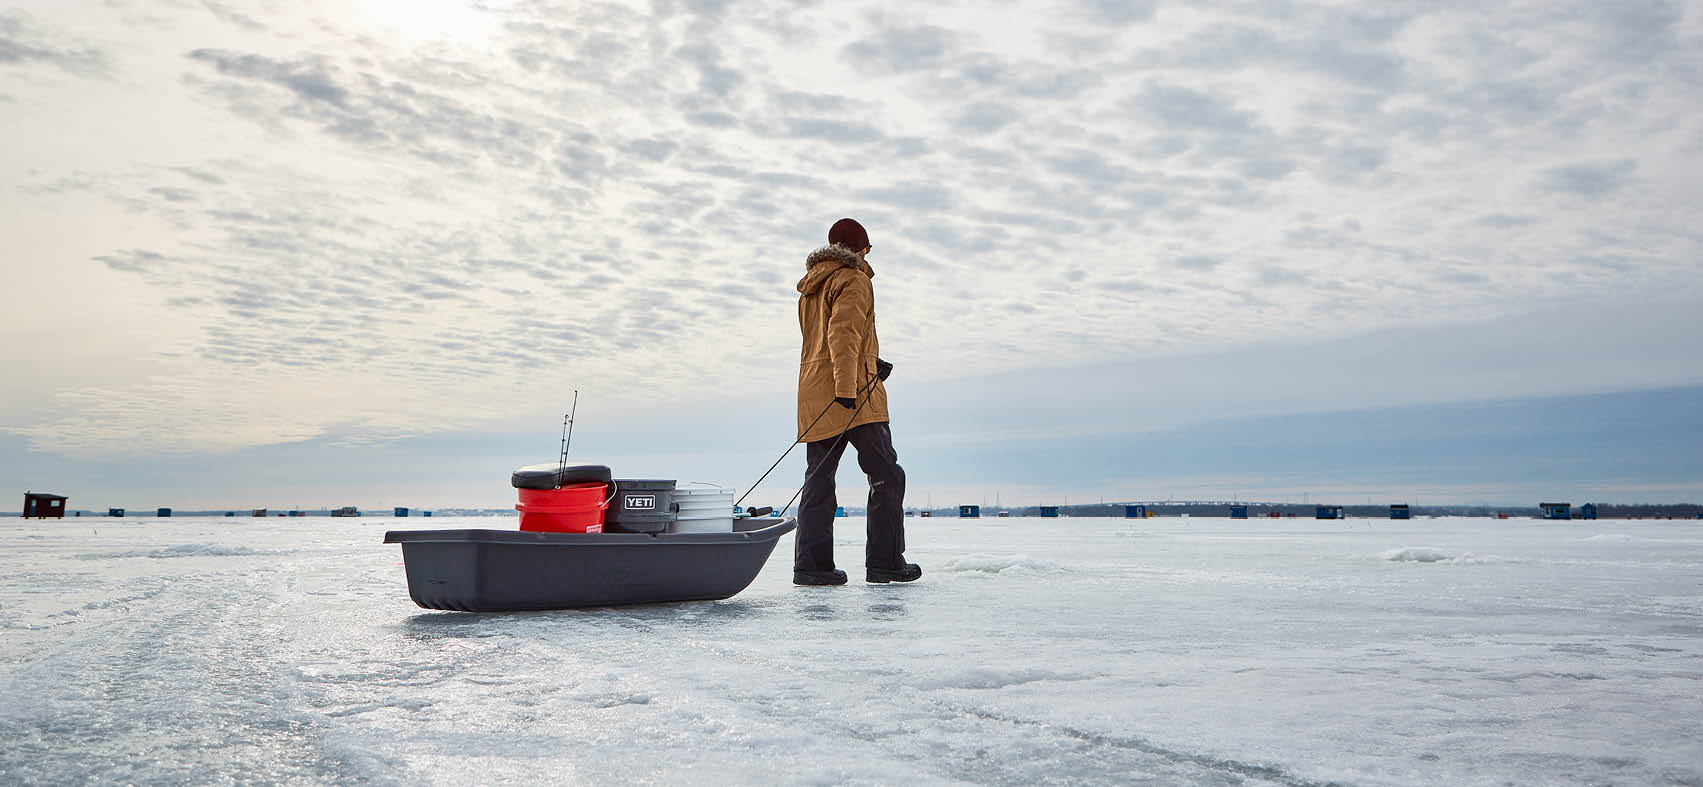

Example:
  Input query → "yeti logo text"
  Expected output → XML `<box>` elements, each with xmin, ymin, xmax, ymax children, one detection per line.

<box><xmin>625</xmin><ymin>495</ymin><xmax>656</xmax><ymax>510</ymax></box>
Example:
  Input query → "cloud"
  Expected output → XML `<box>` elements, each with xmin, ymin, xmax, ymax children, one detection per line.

<box><xmin>1258</xmin><ymin>267</ymin><xmax>1308</xmax><ymax>286</ymax></box>
<box><xmin>199</xmin><ymin>0</ymin><xmax>269</xmax><ymax>33</ymax></box>
<box><xmin>1127</xmin><ymin>11</ymin><xmax>1413</xmax><ymax>90</ymax></box>
<box><xmin>1175</xmin><ymin>255</ymin><xmax>1222</xmax><ymax>271</ymax></box>
<box><xmin>952</xmin><ymin>54</ymin><xmax>1101</xmax><ymax>100</ymax></box>
<box><xmin>1538</xmin><ymin>159</ymin><xmax>1638</xmax><ymax>197</ymax></box>
<box><xmin>952</xmin><ymin>101</ymin><xmax>1015</xmax><ymax>135</ymax></box>
<box><xmin>5</xmin><ymin>0</ymin><xmax>1701</xmax><ymax>460</ymax></box>
<box><xmin>1132</xmin><ymin>83</ymin><xmax>1257</xmax><ymax>134</ymax></box>
<box><xmin>0</xmin><ymin>10</ymin><xmax>110</xmax><ymax>77</ymax></box>
<box><xmin>188</xmin><ymin>49</ymin><xmax>349</xmax><ymax>106</ymax></box>
<box><xmin>1075</xmin><ymin>0</ymin><xmax>1158</xmax><ymax>24</ymax></box>
<box><xmin>92</xmin><ymin>249</ymin><xmax>174</xmax><ymax>273</ymax></box>
<box><xmin>772</xmin><ymin>117</ymin><xmax>885</xmax><ymax>143</ymax></box>
<box><xmin>848</xmin><ymin>24</ymin><xmax>963</xmax><ymax>73</ymax></box>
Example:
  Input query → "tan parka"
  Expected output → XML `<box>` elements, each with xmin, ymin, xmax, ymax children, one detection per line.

<box><xmin>796</xmin><ymin>244</ymin><xmax>889</xmax><ymax>443</ymax></box>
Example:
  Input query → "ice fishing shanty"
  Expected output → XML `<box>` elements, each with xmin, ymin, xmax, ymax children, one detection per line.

<box><xmin>1316</xmin><ymin>505</ymin><xmax>1344</xmax><ymax>520</ymax></box>
<box><xmin>1230</xmin><ymin>504</ymin><xmax>1249</xmax><ymax>519</ymax></box>
<box><xmin>1540</xmin><ymin>502</ymin><xmax>1571</xmax><ymax>520</ymax></box>
<box><xmin>1125</xmin><ymin>504</ymin><xmax>1147</xmax><ymax>518</ymax></box>
<box><xmin>108</xmin><ymin>508</ymin><xmax>124</xmax><ymax>517</ymax></box>
<box><xmin>22</xmin><ymin>492</ymin><xmax>67</xmax><ymax>519</ymax></box>
<box><xmin>157</xmin><ymin>507</ymin><xmax>171</xmax><ymax>517</ymax></box>
<box><xmin>1039</xmin><ymin>506</ymin><xmax>1059</xmax><ymax>518</ymax></box>
<box><xmin>1581</xmin><ymin>503</ymin><xmax>1598</xmax><ymax>520</ymax></box>
<box><xmin>394</xmin><ymin>507</ymin><xmax>409</xmax><ymax>517</ymax></box>
<box><xmin>959</xmin><ymin>505</ymin><xmax>980</xmax><ymax>518</ymax></box>
<box><xmin>1390</xmin><ymin>504</ymin><xmax>1411</xmax><ymax>520</ymax></box>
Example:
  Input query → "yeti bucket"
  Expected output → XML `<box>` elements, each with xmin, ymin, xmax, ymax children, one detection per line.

<box><xmin>605</xmin><ymin>479</ymin><xmax>676</xmax><ymax>534</ymax></box>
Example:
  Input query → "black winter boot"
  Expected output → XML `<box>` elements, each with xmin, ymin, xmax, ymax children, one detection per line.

<box><xmin>794</xmin><ymin>569</ymin><xmax>848</xmax><ymax>586</ymax></box>
<box><xmin>866</xmin><ymin>563</ymin><xmax>922</xmax><ymax>584</ymax></box>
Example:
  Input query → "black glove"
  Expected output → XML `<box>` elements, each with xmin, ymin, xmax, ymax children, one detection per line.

<box><xmin>835</xmin><ymin>396</ymin><xmax>857</xmax><ymax>409</ymax></box>
<box><xmin>876</xmin><ymin>358</ymin><xmax>893</xmax><ymax>381</ymax></box>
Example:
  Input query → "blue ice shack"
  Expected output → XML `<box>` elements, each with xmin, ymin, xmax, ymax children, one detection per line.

<box><xmin>1230</xmin><ymin>504</ymin><xmax>1249</xmax><ymax>519</ymax></box>
<box><xmin>1125</xmin><ymin>504</ymin><xmax>1147</xmax><ymax>518</ymax></box>
<box><xmin>394</xmin><ymin>507</ymin><xmax>409</xmax><ymax>517</ymax></box>
<box><xmin>959</xmin><ymin>505</ymin><xmax>980</xmax><ymax>518</ymax></box>
<box><xmin>423</xmin><ymin>511</ymin><xmax>433</xmax><ymax>517</ymax></box>
<box><xmin>1039</xmin><ymin>506</ymin><xmax>1059</xmax><ymax>518</ymax></box>
<box><xmin>835</xmin><ymin>506</ymin><xmax>847</xmax><ymax>518</ymax></box>
<box><xmin>224</xmin><ymin>511</ymin><xmax>234</xmax><ymax>517</ymax></box>
<box><xmin>1580</xmin><ymin>503</ymin><xmax>1598</xmax><ymax>520</ymax></box>
<box><xmin>108</xmin><ymin>508</ymin><xmax>124</xmax><ymax>517</ymax></box>
<box><xmin>157</xmin><ymin>507</ymin><xmax>171</xmax><ymax>517</ymax></box>
<box><xmin>1390</xmin><ymin>504</ymin><xmax>1411</xmax><ymax>520</ymax></box>
<box><xmin>1540</xmin><ymin>502</ymin><xmax>1570</xmax><ymax>520</ymax></box>
<box><xmin>1315</xmin><ymin>505</ymin><xmax>1344</xmax><ymax>519</ymax></box>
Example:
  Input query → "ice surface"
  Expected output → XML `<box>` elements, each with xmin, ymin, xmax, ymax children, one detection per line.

<box><xmin>3</xmin><ymin>516</ymin><xmax>1702</xmax><ymax>785</ymax></box>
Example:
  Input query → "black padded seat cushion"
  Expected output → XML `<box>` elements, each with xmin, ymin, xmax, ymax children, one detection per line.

<box><xmin>511</xmin><ymin>463</ymin><xmax>612</xmax><ymax>490</ymax></box>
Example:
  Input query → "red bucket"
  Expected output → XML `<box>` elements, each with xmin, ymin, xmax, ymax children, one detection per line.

<box><xmin>516</xmin><ymin>482</ymin><xmax>609</xmax><ymax>533</ymax></box>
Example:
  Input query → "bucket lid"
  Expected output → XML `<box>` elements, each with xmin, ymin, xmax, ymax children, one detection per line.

<box><xmin>512</xmin><ymin>463</ymin><xmax>612</xmax><ymax>490</ymax></box>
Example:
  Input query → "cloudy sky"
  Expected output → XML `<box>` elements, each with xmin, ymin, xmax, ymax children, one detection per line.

<box><xmin>3</xmin><ymin>0</ymin><xmax>1701</xmax><ymax>510</ymax></box>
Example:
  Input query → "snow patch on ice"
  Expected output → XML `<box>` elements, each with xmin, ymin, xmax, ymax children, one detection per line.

<box><xmin>81</xmin><ymin>587</ymin><xmax>168</xmax><ymax>610</ymax></box>
<box><xmin>76</xmin><ymin>543</ymin><xmax>279</xmax><ymax>560</ymax></box>
<box><xmin>1579</xmin><ymin>533</ymin><xmax>1680</xmax><ymax>543</ymax></box>
<box><xmin>1379</xmin><ymin>547</ymin><xmax>1453</xmax><ymax>562</ymax></box>
<box><xmin>939</xmin><ymin>554</ymin><xmax>1063</xmax><ymax>575</ymax></box>
<box><xmin>914</xmin><ymin>668</ymin><xmax>1091</xmax><ymax>690</ymax></box>
<box><xmin>1579</xmin><ymin>533</ymin><xmax>1702</xmax><ymax>546</ymax></box>
<box><xmin>1375</xmin><ymin>547</ymin><xmax>1523</xmax><ymax>564</ymax></box>
<box><xmin>324</xmin><ymin>698</ymin><xmax>435</xmax><ymax>717</ymax></box>
<box><xmin>580</xmin><ymin>693</ymin><xmax>652</xmax><ymax>708</ymax></box>
<box><xmin>1449</xmin><ymin>554</ymin><xmax>1525</xmax><ymax>564</ymax></box>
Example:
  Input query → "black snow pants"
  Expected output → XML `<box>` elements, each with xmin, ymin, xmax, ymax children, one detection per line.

<box><xmin>795</xmin><ymin>421</ymin><xmax>908</xmax><ymax>573</ymax></box>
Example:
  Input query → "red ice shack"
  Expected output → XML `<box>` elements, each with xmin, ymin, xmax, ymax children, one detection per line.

<box><xmin>23</xmin><ymin>492</ymin><xmax>68</xmax><ymax>519</ymax></box>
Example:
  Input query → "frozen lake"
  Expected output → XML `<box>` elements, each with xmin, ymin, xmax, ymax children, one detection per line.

<box><xmin>3</xmin><ymin>515</ymin><xmax>1701</xmax><ymax>785</ymax></box>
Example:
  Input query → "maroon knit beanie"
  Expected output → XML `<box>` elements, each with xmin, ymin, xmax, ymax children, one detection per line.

<box><xmin>828</xmin><ymin>218</ymin><xmax>869</xmax><ymax>252</ymax></box>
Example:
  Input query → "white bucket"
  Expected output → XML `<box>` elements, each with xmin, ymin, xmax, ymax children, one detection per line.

<box><xmin>670</xmin><ymin>484</ymin><xmax>734</xmax><ymax>533</ymax></box>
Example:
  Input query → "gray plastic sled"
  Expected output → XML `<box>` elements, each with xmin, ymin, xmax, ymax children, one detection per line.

<box><xmin>384</xmin><ymin>517</ymin><xmax>795</xmax><ymax>612</ymax></box>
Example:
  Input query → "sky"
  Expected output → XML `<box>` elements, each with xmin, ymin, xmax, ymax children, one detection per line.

<box><xmin>3</xmin><ymin>0</ymin><xmax>1701</xmax><ymax>510</ymax></box>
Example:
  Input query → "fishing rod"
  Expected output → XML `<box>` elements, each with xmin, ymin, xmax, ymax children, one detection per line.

<box><xmin>555</xmin><ymin>389</ymin><xmax>579</xmax><ymax>488</ymax></box>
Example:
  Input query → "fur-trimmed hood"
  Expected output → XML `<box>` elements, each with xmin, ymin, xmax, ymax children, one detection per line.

<box><xmin>796</xmin><ymin>243</ymin><xmax>873</xmax><ymax>295</ymax></box>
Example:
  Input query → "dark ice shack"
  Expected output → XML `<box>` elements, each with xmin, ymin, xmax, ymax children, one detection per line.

<box><xmin>23</xmin><ymin>492</ymin><xmax>67</xmax><ymax>519</ymax></box>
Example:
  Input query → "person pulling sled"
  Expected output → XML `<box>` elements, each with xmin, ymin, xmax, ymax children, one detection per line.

<box><xmin>792</xmin><ymin>218</ymin><xmax>922</xmax><ymax>586</ymax></box>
